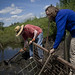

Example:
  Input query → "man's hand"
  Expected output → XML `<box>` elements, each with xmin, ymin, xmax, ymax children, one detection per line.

<box><xmin>19</xmin><ymin>48</ymin><xmax>27</xmax><ymax>52</ymax></box>
<box><xmin>19</xmin><ymin>49</ymin><xmax>24</xmax><ymax>52</ymax></box>
<box><xmin>49</xmin><ymin>48</ymin><xmax>55</xmax><ymax>54</ymax></box>
<box><xmin>29</xmin><ymin>40</ymin><xmax>32</xmax><ymax>45</ymax></box>
<box><xmin>29</xmin><ymin>38</ymin><xmax>35</xmax><ymax>45</ymax></box>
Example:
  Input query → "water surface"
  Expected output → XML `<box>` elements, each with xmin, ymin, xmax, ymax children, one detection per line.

<box><xmin>0</xmin><ymin>46</ymin><xmax>21</xmax><ymax>61</ymax></box>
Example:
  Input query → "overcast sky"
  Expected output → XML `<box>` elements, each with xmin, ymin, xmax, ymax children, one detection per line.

<box><xmin>0</xmin><ymin>0</ymin><xmax>59</xmax><ymax>27</ymax></box>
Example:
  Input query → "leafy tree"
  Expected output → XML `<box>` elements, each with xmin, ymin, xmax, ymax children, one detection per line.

<box><xmin>0</xmin><ymin>22</ymin><xmax>4</xmax><ymax>30</ymax></box>
<box><xmin>57</xmin><ymin>0</ymin><xmax>75</xmax><ymax>10</ymax></box>
<box><xmin>0</xmin><ymin>22</ymin><xmax>4</xmax><ymax>27</ymax></box>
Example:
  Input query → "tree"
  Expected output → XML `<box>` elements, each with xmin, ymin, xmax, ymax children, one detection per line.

<box><xmin>0</xmin><ymin>22</ymin><xmax>4</xmax><ymax>27</ymax></box>
<box><xmin>0</xmin><ymin>22</ymin><xmax>4</xmax><ymax>30</ymax></box>
<box><xmin>58</xmin><ymin>0</ymin><xmax>75</xmax><ymax>10</ymax></box>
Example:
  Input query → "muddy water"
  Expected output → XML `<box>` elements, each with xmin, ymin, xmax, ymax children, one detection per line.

<box><xmin>0</xmin><ymin>47</ymin><xmax>22</xmax><ymax>75</ymax></box>
<box><xmin>0</xmin><ymin>47</ymin><xmax>21</xmax><ymax>61</ymax></box>
<box><xmin>0</xmin><ymin>47</ymin><xmax>32</xmax><ymax>75</ymax></box>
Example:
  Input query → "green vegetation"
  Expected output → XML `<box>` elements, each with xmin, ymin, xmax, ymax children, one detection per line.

<box><xmin>57</xmin><ymin>0</ymin><xmax>75</xmax><ymax>11</ymax></box>
<box><xmin>0</xmin><ymin>17</ymin><xmax>57</xmax><ymax>48</ymax></box>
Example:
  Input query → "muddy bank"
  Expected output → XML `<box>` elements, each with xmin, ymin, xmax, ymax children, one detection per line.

<box><xmin>0</xmin><ymin>36</ymin><xmax>68</xmax><ymax>75</ymax></box>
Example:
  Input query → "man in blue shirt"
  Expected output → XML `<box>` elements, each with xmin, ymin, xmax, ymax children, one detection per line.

<box><xmin>45</xmin><ymin>5</ymin><xmax>75</xmax><ymax>74</ymax></box>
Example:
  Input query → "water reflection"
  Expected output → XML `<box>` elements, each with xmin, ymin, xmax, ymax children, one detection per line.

<box><xmin>0</xmin><ymin>46</ymin><xmax>21</xmax><ymax>61</ymax></box>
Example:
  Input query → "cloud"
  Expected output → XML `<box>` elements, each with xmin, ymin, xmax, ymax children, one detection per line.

<box><xmin>0</xmin><ymin>7</ymin><xmax>14</xmax><ymax>14</ymax></box>
<box><xmin>31</xmin><ymin>0</ymin><xmax>35</xmax><ymax>2</ymax></box>
<box><xmin>0</xmin><ymin>13</ymin><xmax>35</xmax><ymax>26</ymax></box>
<box><xmin>11</xmin><ymin>15</ymin><xmax>18</xmax><ymax>18</ymax></box>
<box><xmin>0</xmin><ymin>18</ymin><xmax>4</xmax><ymax>20</ymax></box>
<box><xmin>10</xmin><ymin>8</ymin><xmax>22</xmax><ymax>15</ymax></box>
<box><xmin>0</xmin><ymin>3</ymin><xmax>22</xmax><ymax>15</ymax></box>
<box><xmin>11</xmin><ymin>3</ymin><xmax>15</xmax><ymax>7</ymax></box>
<box><xmin>43</xmin><ymin>5</ymin><xmax>50</xmax><ymax>10</ymax></box>
<box><xmin>11</xmin><ymin>13</ymin><xmax>35</xmax><ymax>21</ymax></box>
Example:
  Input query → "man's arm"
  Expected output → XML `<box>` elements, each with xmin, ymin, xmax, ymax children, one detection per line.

<box><xmin>33</xmin><ymin>30</ymin><xmax>38</xmax><ymax>39</ymax></box>
<box><xmin>29</xmin><ymin>30</ymin><xmax>38</xmax><ymax>45</ymax></box>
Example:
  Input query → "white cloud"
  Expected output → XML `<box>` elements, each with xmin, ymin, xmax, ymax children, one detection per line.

<box><xmin>11</xmin><ymin>3</ymin><xmax>15</xmax><ymax>7</ymax></box>
<box><xmin>0</xmin><ymin>7</ymin><xmax>14</xmax><ymax>14</ymax></box>
<box><xmin>0</xmin><ymin>18</ymin><xmax>4</xmax><ymax>20</ymax></box>
<box><xmin>43</xmin><ymin>5</ymin><xmax>50</xmax><ymax>10</ymax></box>
<box><xmin>0</xmin><ymin>3</ymin><xmax>22</xmax><ymax>15</ymax></box>
<box><xmin>31</xmin><ymin>0</ymin><xmax>35</xmax><ymax>2</ymax></box>
<box><xmin>5</xmin><ymin>18</ymin><xmax>12</xmax><ymax>21</ymax></box>
<box><xmin>11</xmin><ymin>15</ymin><xmax>18</xmax><ymax>18</ymax></box>
<box><xmin>10</xmin><ymin>8</ymin><xmax>22</xmax><ymax>15</ymax></box>
<box><xmin>11</xmin><ymin>13</ymin><xmax>35</xmax><ymax>21</ymax></box>
<box><xmin>0</xmin><ymin>13</ymin><xmax>35</xmax><ymax>26</ymax></box>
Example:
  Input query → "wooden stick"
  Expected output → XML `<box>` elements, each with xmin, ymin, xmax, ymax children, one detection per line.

<box><xmin>38</xmin><ymin>53</ymin><xmax>51</xmax><ymax>75</ymax></box>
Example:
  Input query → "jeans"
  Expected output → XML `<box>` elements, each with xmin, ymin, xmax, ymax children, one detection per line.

<box><xmin>29</xmin><ymin>32</ymin><xmax>43</xmax><ymax>58</ymax></box>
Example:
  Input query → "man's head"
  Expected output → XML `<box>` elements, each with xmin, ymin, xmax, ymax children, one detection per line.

<box><xmin>45</xmin><ymin>5</ymin><xmax>59</xmax><ymax>21</ymax></box>
<box><xmin>15</xmin><ymin>25</ymin><xmax>24</xmax><ymax>37</ymax></box>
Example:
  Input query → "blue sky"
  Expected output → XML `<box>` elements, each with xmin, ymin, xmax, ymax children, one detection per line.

<box><xmin>0</xmin><ymin>0</ymin><xmax>59</xmax><ymax>27</ymax></box>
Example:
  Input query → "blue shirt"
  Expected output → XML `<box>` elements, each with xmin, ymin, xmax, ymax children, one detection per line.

<box><xmin>53</xmin><ymin>9</ymin><xmax>75</xmax><ymax>49</ymax></box>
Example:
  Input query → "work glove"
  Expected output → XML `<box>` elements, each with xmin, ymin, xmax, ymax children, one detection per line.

<box><xmin>19</xmin><ymin>49</ymin><xmax>24</xmax><ymax>52</ymax></box>
<box><xmin>29</xmin><ymin>38</ymin><xmax>35</xmax><ymax>45</ymax></box>
<box><xmin>19</xmin><ymin>48</ymin><xmax>26</xmax><ymax>52</ymax></box>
